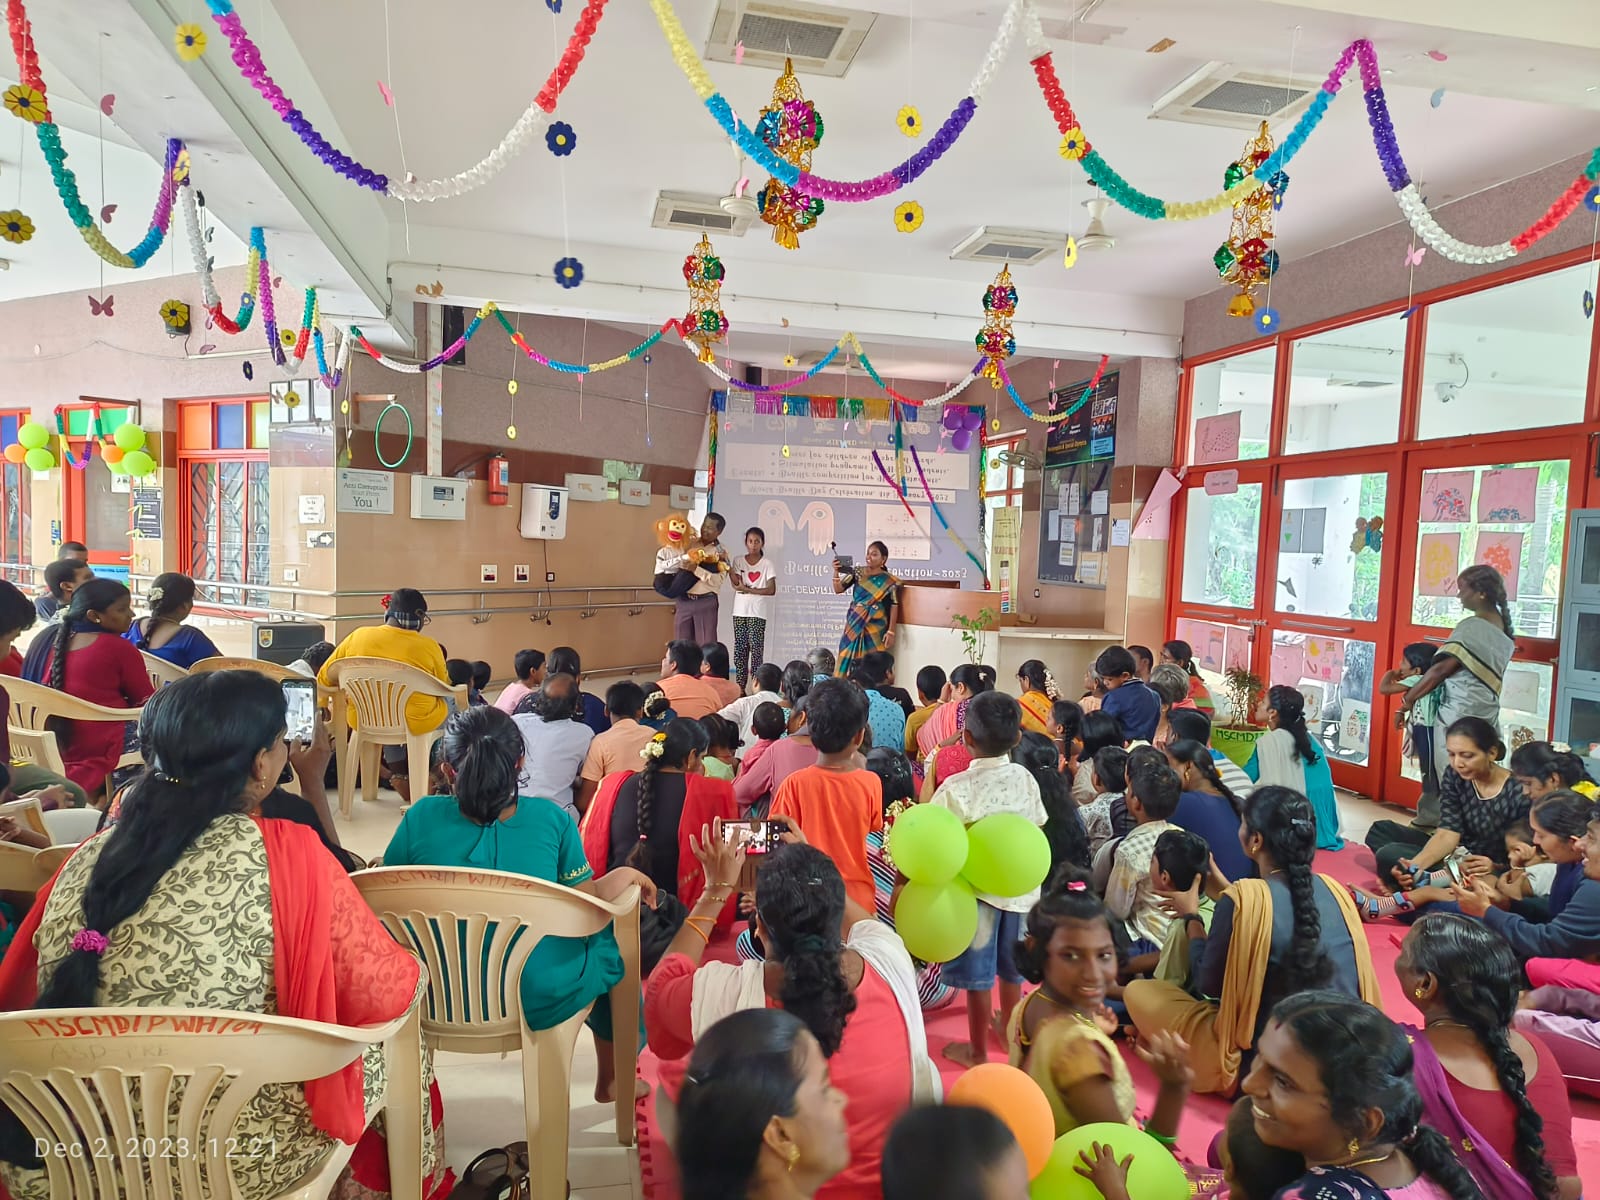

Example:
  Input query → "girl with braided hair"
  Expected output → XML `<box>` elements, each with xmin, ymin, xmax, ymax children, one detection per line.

<box><xmin>1245</xmin><ymin>685</ymin><xmax>1343</xmax><ymax>850</ymax></box>
<box><xmin>1396</xmin><ymin>914</ymin><xmax>1578</xmax><ymax>1200</ymax></box>
<box><xmin>19</xmin><ymin>576</ymin><xmax>153</xmax><ymax>799</ymax></box>
<box><xmin>1247</xmin><ymin>991</ymin><xmax>1489</xmax><ymax>1200</ymax></box>
<box><xmin>1015</xmin><ymin>658</ymin><xmax>1059</xmax><ymax>735</ymax></box>
<box><xmin>1124</xmin><ymin>787</ymin><xmax>1382</xmax><ymax>1095</ymax></box>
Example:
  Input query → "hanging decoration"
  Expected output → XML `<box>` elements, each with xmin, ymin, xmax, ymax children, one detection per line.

<box><xmin>0</xmin><ymin>209</ymin><xmax>32</xmax><ymax>243</ymax></box>
<box><xmin>975</xmin><ymin>264</ymin><xmax>1017</xmax><ymax>387</ymax></box>
<box><xmin>197</xmin><ymin>0</ymin><xmax>607</xmax><ymax>201</ymax></box>
<box><xmin>893</xmin><ymin>201</ymin><xmax>924</xmax><ymax>233</ymax></box>
<box><xmin>910</xmin><ymin>445</ymin><xmax>989</xmax><ymax>585</ymax></box>
<box><xmin>755</xmin><ymin>59</ymin><xmax>825</xmax><ymax>249</ymax></box>
<box><xmin>1213</xmin><ymin>121</ymin><xmax>1283</xmax><ymax>319</ymax></box>
<box><xmin>374</xmin><ymin>400</ymin><xmax>414</xmax><ymax>468</ymax></box>
<box><xmin>682</xmin><ymin>234</ymin><xmax>728</xmax><ymax>364</ymax></box>
<box><xmin>897</xmin><ymin>106</ymin><xmax>922</xmax><ymax>137</ymax></box>
<box><xmin>545</xmin><ymin>122</ymin><xmax>577</xmax><ymax>156</ymax></box>
<box><xmin>159</xmin><ymin>299</ymin><xmax>192</xmax><ymax>336</ymax></box>
<box><xmin>173</xmin><ymin>23</ymin><xmax>207</xmax><ymax>60</ymax></box>
<box><xmin>554</xmin><ymin>256</ymin><xmax>584</xmax><ymax>289</ymax></box>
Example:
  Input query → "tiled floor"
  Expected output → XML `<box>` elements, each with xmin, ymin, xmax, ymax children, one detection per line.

<box><xmin>334</xmin><ymin>784</ymin><xmax>1407</xmax><ymax>1200</ymax></box>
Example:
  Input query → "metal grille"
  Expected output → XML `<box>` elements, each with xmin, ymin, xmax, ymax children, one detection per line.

<box><xmin>189</xmin><ymin>463</ymin><xmax>217</xmax><ymax>600</ymax></box>
<box><xmin>1190</xmin><ymin>80</ymin><xmax>1310</xmax><ymax>117</ymax></box>
<box><xmin>736</xmin><ymin>13</ymin><xmax>842</xmax><ymax>58</ymax></box>
<box><xmin>247</xmin><ymin>460</ymin><xmax>271</xmax><ymax>608</ymax></box>
<box><xmin>219</xmin><ymin>462</ymin><xmax>245</xmax><ymax>607</ymax></box>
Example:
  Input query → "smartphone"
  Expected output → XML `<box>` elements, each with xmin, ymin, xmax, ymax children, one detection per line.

<box><xmin>282</xmin><ymin>678</ymin><xmax>317</xmax><ymax>743</ymax></box>
<box><xmin>721</xmin><ymin>819</ymin><xmax>781</xmax><ymax>855</ymax></box>
<box><xmin>834</xmin><ymin>555</ymin><xmax>855</xmax><ymax>573</ymax></box>
<box><xmin>1444</xmin><ymin>858</ymin><xmax>1464</xmax><ymax>886</ymax></box>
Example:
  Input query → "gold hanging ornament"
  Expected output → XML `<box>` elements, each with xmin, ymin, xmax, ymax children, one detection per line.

<box><xmin>682</xmin><ymin>234</ymin><xmax>729</xmax><ymax>364</ymax></box>
<box><xmin>1213</xmin><ymin>121</ymin><xmax>1287</xmax><ymax>318</ymax></box>
<box><xmin>754</xmin><ymin>59</ymin><xmax>824</xmax><ymax>250</ymax></box>
<box><xmin>975</xmin><ymin>264</ymin><xmax>1018</xmax><ymax>387</ymax></box>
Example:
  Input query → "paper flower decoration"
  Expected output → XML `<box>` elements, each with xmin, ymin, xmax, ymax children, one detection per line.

<box><xmin>159</xmin><ymin>299</ymin><xmax>191</xmax><ymax>334</ymax></box>
<box><xmin>546</xmin><ymin>121</ymin><xmax>577</xmax><ymax>156</ymax></box>
<box><xmin>1254</xmin><ymin>306</ymin><xmax>1280</xmax><ymax>334</ymax></box>
<box><xmin>3</xmin><ymin>84</ymin><xmax>47</xmax><ymax>124</ymax></box>
<box><xmin>546</xmin><ymin>0</ymin><xmax>562</xmax><ymax>10</ymax></box>
<box><xmin>1062</xmin><ymin>235</ymin><xmax>1078</xmax><ymax>270</ymax></box>
<box><xmin>174</xmin><ymin>24</ymin><xmax>207</xmax><ymax>60</ymax></box>
<box><xmin>283</xmin><ymin>389</ymin><xmax>302</xmax><ymax>409</ymax></box>
<box><xmin>783</xmin><ymin>354</ymin><xmax>797</xmax><ymax>368</ymax></box>
<box><xmin>0</xmin><ymin>210</ymin><xmax>34</xmax><ymax>244</ymax></box>
<box><xmin>897</xmin><ymin>106</ymin><xmax>921</xmax><ymax>137</ymax></box>
<box><xmin>1058</xmin><ymin>127</ymin><xmax>1087</xmax><ymax>160</ymax></box>
<box><xmin>1585</xmin><ymin>185</ymin><xmax>1600</xmax><ymax>214</ymax></box>
<box><xmin>894</xmin><ymin>201</ymin><xmax>924</xmax><ymax>233</ymax></box>
<box><xmin>554</xmin><ymin>256</ymin><xmax>584</xmax><ymax>289</ymax></box>
<box><xmin>279</xmin><ymin>328</ymin><xmax>298</xmax><ymax>348</ymax></box>
<box><xmin>172</xmin><ymin>148</ymin><xmax>191</xmax><ymax>184</ymax></box>
<box><xmin>507</xmin><ymin>379</ymin><xmax>519</xmax><ymax>395</ymax></box>
<box><xmin>1585</xmin><ymin>290</ymin><xmax>1595</xmax><ymax>320</ymax></box>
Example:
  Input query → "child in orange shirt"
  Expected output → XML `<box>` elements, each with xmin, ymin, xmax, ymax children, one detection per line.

<box><xmin>770</xmin><ymin>677</ymin><xmax>884</xmax><ymax>912</ymax></box>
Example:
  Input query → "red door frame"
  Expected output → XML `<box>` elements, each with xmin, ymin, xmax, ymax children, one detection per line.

<box><xmin>1167</xmin><ymin>244</ymin><xmax>1600</xmax><ymax>805</ymax></box>
<box><xmin>57</xmin><ymin>401</ymin><xmax>135</xmax><ymax>575</ymax></box>
<box><xmin>175</xmin><ymin>397</ymin><xmax>269</xmax><ymax>609</ymax></box>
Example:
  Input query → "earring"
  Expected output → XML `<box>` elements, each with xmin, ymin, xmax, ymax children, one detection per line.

<box><xmin>786</xmin><ymin>1146</ymin><xmax>800</xmax><ymax>1173</ymax></box>
<box><xmin>1413</xmin><ymin>987</ymin><xmax>1425</xmax><ymax>999</ymax></box>
<box><xmin>1348</xmin><ymin>1138</ymin><xmax>1362</xmax><ymax>1158</ymax></box>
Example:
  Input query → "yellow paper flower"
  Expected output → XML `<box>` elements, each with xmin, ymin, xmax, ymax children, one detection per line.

<box><xmin>0</xmin><ymin>210</ymin><xmax>35</xmax><ymax>244</ymax></box>
<box><xmin>160</xmin><ymin>299</ymin><xmax>190</xmax><ymax>328</ymax></box>
<box><xmin>279</xmin><ymin>328</ymin><xmax>298</xmax><ymax>348</ymax></box>
<box><xmin>896</xmin><ymin>106</ymin><xmax>922</xmax><ymax>138</ymax></box>
<box><xmin>3</xmin><ymin>85</ymin><xmax>48</xmax><ymax>124</ymax></box>
<box><xmin>171</xmin><ymin>148</ymin><xmax>191</xmax><ymax>184</ymax></box>
<box><xmin>1058</xmin><ymin>126</ymin><xmax>1087</xmax><ymax>160</ymax></box>
<box><xmin>783</xmin><ymin>354</ymin><xmax>797</xmax><ymax>368</ymax></box>
<box><xmin>174</xmin><ymin>24</ymin><xmax>207</xmax><ymax>61</ymax></box>
<box><xmin>894</xmin><ymin>201</ymin><xmax>924</xmax><ymax>234</ymax></box>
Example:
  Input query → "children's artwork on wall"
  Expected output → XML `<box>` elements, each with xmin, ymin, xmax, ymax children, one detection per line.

<box><xmin>1475</xmin><ymin>467</ymin><xmax>1538</xmax><ymax>523</ymax></box>
<box><xmin>1417</xmin><ymin>532</ymin><xmax>1461</xmax><ymax>596</ymax></box>
<box><xmin>1474</xmin><ymin>530</ymin><xmax>1524</xmax><ymax>597</ymax></box>
<box><xmin>1340</xmin><ymin>699</ymin><xmax>1372</xmax><ymax>758</ymax></box>
<box><xmin>1420</xmin><ymin>470</ymin><xmax>1473</xmax><ymax>522</ymax></box>
<box><xmin>1193</xmin><ymin>410</ymin><xmax>1241</xmax><ymax>465</ymax></box>
<box><xmin>1176</xmin><ymin>618</ymin><xmax>1227</xmax><ymax>674</ymax></box>
<box><xmin>1501</xmin><ymin>666</ymin><xmax>1541</xmax><ymax>715</ymax></box>
<box><xmin>1223</xmin><ymin>625</ymin><xmax>1252</xmax><ymax>672</ymax></box>
<box><xmin>1272</xmin><ymin>639</ymin><xmax>1306</xmax><ymax>685</ymax></box>
<box><xmin>1303</xmin><ymin>636</ymin><xmax>1345</xmax><ymax>682</ymax></box>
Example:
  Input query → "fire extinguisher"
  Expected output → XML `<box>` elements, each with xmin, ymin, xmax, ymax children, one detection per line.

<box><xmin>487</xmin><ymin>456</ymin><xmax>509</xmax><ymax>506</ymax></box>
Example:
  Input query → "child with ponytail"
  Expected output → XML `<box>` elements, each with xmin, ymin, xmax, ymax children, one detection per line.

<box><xmin>384</xmin><ymin>704</ymin><xmax>656</xmax><ymax>1104</ymax></box>
<box><xmin>1245</xmin><ymin>686</ymin><xmax>1343</xmax><ymax>850</ymax></box>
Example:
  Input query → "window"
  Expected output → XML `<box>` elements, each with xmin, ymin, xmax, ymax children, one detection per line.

<box><xmin>984</xmin><ymin>431</ymin><xmax>1028</xmax><ymax>580</ymax></box>
<box><xmin>1180</xmin><ymin>482</ymin><xmax>1263</xmax><ymax>608</ymax></box>
<box><xmin>0</xmin><ymin>412</ymin><xmax>32</xmax><ymax>584</ymax></box>
<box><xmin>1417</xmin><ymin>263</ymin><xmax>1592</xmax><ymax>441</ymax></box>
<box><xmin>1186</xmin><ymin>346</ymin><xmax>1275</xmax><ymax>462</ymax></box>
<box><xmin>178</xmin><ymin>398</ymin><xmax>271</xmax><ymax>607</ymax></box>
<box><xmin>1283</xmin><ymin>318</ymin><xmax>1403</xmax><ymax>455</ymax></box>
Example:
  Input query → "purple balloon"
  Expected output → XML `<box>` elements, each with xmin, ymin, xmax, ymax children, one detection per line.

<box><xmin>962</xmin><ymin>408</ymin><xmax>983</xmax><ymax>432</ymax></box>
<box><xmin>941</xmin><ymin>406</ymin><xmax>962</xmax><ymax>432</ymax></box>
<box><xmin>951</xmin><ymin>428</ymin><xmax>973</xmax><ymax>452</ymax></box>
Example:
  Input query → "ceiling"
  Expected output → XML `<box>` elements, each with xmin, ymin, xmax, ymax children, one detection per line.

<box><xmin>5</xmin><ymin>0</ymin><xmax>1598</xmax><ymax>375</ymax></box>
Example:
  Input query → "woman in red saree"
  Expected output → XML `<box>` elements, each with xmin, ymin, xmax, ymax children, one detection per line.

<box><xmin>0</xmin><ymin>672</ymin><xmax>451</xmax><ymax>1200</ymax></box>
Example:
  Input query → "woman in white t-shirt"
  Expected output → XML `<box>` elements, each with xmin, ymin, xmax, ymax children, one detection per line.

<box><xmin>728</xmin><ymin>526</ymin><xmax>777</xmax><ymax>690</ymax></box>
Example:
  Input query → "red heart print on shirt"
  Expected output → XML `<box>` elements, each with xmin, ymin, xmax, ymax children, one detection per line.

<box><xmin>746</xmin><ymin>572</ymin><xmax>760</xmax><ymax>584</ymax></box>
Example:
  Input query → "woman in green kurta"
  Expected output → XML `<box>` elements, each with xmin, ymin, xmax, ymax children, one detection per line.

<box><xmin>383</xmin><ymin>704</ymin><xmax>656</xmax><ymax>1103</ymax></box>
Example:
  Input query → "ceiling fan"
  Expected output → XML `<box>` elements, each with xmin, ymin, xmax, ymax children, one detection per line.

<box><xmin>1076</xmin><ymin>182</ymin><xmax>1117</xmax><ymax>253</ymax></box>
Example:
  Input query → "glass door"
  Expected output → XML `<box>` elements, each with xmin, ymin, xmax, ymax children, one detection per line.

<box><xmin>1259</xmin><ymin>460</ymin><xmax>1396</xmax><ymax>797</ymax></box>
<box><xmin>1387</xmin><ymin>442</ymin><xmax>1579</xmax><ymax>805</ymax></box>
<box><xmin>1171</xmin><ymin>466</ymin><xmax>1271</xmax><ymax>723</ymax></box>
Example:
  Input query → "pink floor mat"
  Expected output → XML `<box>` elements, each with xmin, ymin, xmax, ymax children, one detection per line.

<box><xmin>635</xmin><ymin>843</ymin><xmax>1600</xmax><ymax>1197</ymax></box>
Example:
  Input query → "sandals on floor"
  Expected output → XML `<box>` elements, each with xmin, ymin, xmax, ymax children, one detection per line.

<box><xmin>450</xmin><ymin>1146</ymin><xmax>529</xmax><ymax>1200</ymax></box>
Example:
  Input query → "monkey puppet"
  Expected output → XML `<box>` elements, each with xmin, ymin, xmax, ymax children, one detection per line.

<box><xmin>652</xmin><ymin>511</ymin><xmax>728</xmax><ymax>599</ymax></box>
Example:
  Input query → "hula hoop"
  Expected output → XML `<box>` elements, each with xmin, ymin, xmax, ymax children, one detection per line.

<box><xmin>374</xmin><ymin>401</ymin><xmax>413</xmax><ymax>468</ymax></box>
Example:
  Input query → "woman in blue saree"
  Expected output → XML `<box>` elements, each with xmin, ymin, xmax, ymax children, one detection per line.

<box><xmin>834</xmin><ymin>540</ymin><xmax>899</xmax><ymax>679</ymax></box>
<box><xmin>123</xmin><ymin>572</ymin><xmax>221</xmax><ymax>670</ymax></box>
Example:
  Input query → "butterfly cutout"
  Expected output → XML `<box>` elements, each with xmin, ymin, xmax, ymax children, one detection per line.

<box><xmin>205</xmin><ymin>227</ymin><xmax>214</xmax><ymax>242</ymax></box>
<box><xmin>1426</xmin><ymin>49</ymin><xmax>1448</xmax><ymax>61</ymax></box>
<box><xmin>734</xmin><ymin>41</ymin><xmax>745</xmax><ymax>64</ymax></box>
<box><xmin>1584</xmin><ymin>290</ymin><xmax>1595</xmax><ymax>319</ymax></box>
<box><xmin>1400</xmin><ymin>304</ymin><xmax>1420</xmax><ymax>321</ymax></box>
<box><xmin>272</xmin><ymin>275</ymin><xmax>282</xmax><ymax>288</ymax></box>
<box><xmin>377</xmin><ymin>80</ymin><xmax>394</xmax><ymax>107</ymax></box>
<box><xmin>735</xmin><ymin>175</ymin><xmax>750</xmax><ymax>198</ymax></box>
<box><xmin>87</xmin><ymin>295</ymin><xmax>114</xmax><ymax>317</ymax></box>
<box><xmin>415</xmin><ymin>281</ymin><xmax>444</xmax><ymax>297</ymax></box>
<box><xmin>1404</xmin><ymin>245</ymin><xmax>1426</xmax><ymax>267</ymax></box>
<box><xmin>100</xmin><ymin>94</ymin><xmax>115</xmax><ymax>116</ymax></box>
<box><xmin>205</xmin><ymin>312</ymin><xmax>215</xmax><ymax>330</ymax></box>
<box><xmin>197</xmin><ymin>343</ymin><xmax>217</xmax><ymax>355</ymax></box>
<box><xmin>99</xmin><ymin>203</ymin><xmax>116</xmax><ymax>224</ymax></box>
<box><xmin>1429</xmin><ymin>88</ymin><xmax>1445</xmax><ymax>109</ymax></box>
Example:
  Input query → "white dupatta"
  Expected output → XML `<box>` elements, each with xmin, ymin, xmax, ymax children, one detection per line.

<box><xmin>688</xmin><ymin>918</ymin><xmax>942</xmax><ymax>1104</ymax></box>
<box><xmin>1251</xmin><ymin>728</ymin><xmax>1307</xmax><ymax>793</ymax></box>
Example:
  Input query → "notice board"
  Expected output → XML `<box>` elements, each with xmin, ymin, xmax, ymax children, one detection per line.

<box><xmin>1037</xmin><ymin>370</ymin><xmax>1118</xmax><ymax>588</ymax></box>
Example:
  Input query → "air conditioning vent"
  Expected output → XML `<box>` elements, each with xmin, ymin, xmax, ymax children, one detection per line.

<box><xmin>705</xmin><ymin>1</ymin><xmax>875</xmax><ymax>78</ymax></box>
<box><xmin>1150</xmin><ymin>63</ymin><xmax>1314</xmax><ymax>130</ymax></box>
<box><xmin>950</xmin><ymin>226</ymin><xmax>1062</xmax><ymax>266</ymax></box>
<box><xmin>651</xmin><ymin>191</ymin><xmax>754</xmax><ymax>237</ymax></box>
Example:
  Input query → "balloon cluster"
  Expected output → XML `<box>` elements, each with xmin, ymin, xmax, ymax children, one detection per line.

<box><xmin>1</xmin><ymin>420</ymin><xmax>155</xmax><ymax>477</ymax></box>
<box><xmin>755</xmin><ymin>60</ymin><xmax>825</xmax><ymax>250</ymax></box>
<box><xmin>681</xmin><ymin>234</ymin><xmax>729</xmax><ymax>364</ymax></box>
<box><xmin>940</xmin><ymin>404</ymin><xmax>985</xmax><ymax>453</ymax></box>
<box><xmin>975</xmin><ymin>265</ymin><xmax>1018</xmax><ymax>387</ymax></box>
<box><xmin>887</xmin><ymin>805</ymin><xmax>1049</xmax><ymax>963</ymax></box>
<box><xmin>1214</xmin><ymin>121</ymin><xmax>1284</xmax><ymax>319</ymax></box>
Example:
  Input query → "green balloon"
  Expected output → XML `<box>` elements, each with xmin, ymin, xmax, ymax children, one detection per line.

<box><xmin>962</xmin><ymin>812</ymin><xmax>1051</xmax><ymax>898</ymax></box>
<box><xmin>888</xmin><ymin>804</ymin><xmax>969</xmax><ymax>885</ymax></box>
<box><xmin>1030</xmin><ymin>1125</ymin><xmax>1188</xmax><ymax>1200</ymax></box>
<box><xmin>16</xmin><ymin>422</ymin><xmax>49</xmax><ymax>450</ymax></box>
<box><xmin>894</xmin><ymin>879</ymin><xmax>978</xmax><ymax>963</ymax></box>
<box><xmin>107</xmin><ymin>458</ymin><xmax>128</xmax><ymax>476</ymax></box>
<box><xmin>23</xmin><ymin>447</ymin><xmax>55</xmax><ymax>471</ymax></box>
<box><xmin>113</xmin><ymin>423</ymin><xmax>146</xmax><ymax>452</ymax></box>
<box><xmin>121</xmin><ymin>450</ymin><xmax>155</xmax><ymax>477</ymax></box>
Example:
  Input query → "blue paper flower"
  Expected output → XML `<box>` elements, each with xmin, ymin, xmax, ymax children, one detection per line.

<box><xmin>554</xmin><ymin>257</ymin><xmax>584</xmax><ymax>289</ymax></box>
<box><xmin>1254</xmin><ymin>306</ymin><xmax>1280</xmax><ymax>334</ymax></box>
<box><xmin>546</xmin><ymin>121</ymin><xmax>577</xmax><ymax>157</ymax></box>
<box><xmin>1586</xmin><ymin>185</ymin><xmax>1600</xmax><ymax>214</ymax></box>
<box><xmin>1585</xmin><ymin>290</ymin><xmax>1595</xmax><ymax>320</ymax></box>
<box><xmin>546</xmin><ymin>0</ymin><xmax>561</xmax><ymax>11</ymax></box>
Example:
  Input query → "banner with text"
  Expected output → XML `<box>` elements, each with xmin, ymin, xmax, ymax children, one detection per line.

<box><xmin>711</xmin><ymin>397</ymin><xmax>985</xmax><ymax>665</ymax></box>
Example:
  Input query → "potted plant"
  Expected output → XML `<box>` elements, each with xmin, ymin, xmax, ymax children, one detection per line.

<box><xmin>951</xmin><ymin>607</ymin><xmax>998</xmax><ymax>665</ymax></box>
<box><xmin>1212</xmin><ymin>665</ymin><xmax>1267</xmax><ymax>768</ymax></box>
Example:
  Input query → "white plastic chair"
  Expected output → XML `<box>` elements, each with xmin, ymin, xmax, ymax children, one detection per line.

<box><xmin>41</xmin><ymin>806</ymin><xmax>103</xmax><ymax>845</ymax></box>
<box><xmin>5</xmin><ymin>676</ymin><xmax>144</xmax><ymax>783</ymax></box>
<box><xmin>8</xmin><ymin>723</ymin><xmax>67</xmax><ymax>777</ymax></box>
<box><xmin>0</xmin><ymin>840</ymin><xmax>69</xmax><ymax>893</ymax></box>
<box><xmin>138</xmin><ymin>650</ymin><xmax>189</xmax><ymax>691</ymax></box>
<box><xmin>0</xmin><ymin>1002</ymin><xmax>425</xmax><ymax>1200</ymax></box>
<box><xmin>325</xmin><ymin>658</ymin><xmax>466</xmax><ymax>819</ymax></box>
<box><xmin>352</xmin><ymin>865</ymin><xmax>642</xmax><ymax>1200</ymax></box>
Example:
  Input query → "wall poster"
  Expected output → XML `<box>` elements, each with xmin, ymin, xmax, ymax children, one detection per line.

<box><xmin>1036</xmin><ymin>370</ymin><xmax>1118</xmax><ymax>588</ymax></box>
